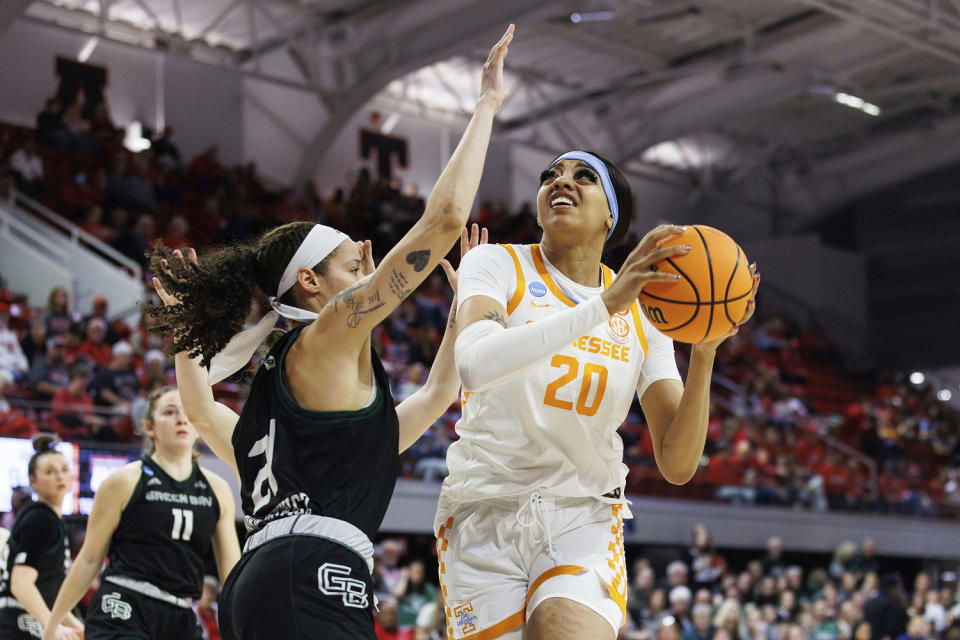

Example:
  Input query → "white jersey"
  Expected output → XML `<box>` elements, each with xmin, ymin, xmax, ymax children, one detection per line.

<box><xmin>441</xmin><ymin>243</ymin><xmax>681</xmax><ymax>504</ymax></box>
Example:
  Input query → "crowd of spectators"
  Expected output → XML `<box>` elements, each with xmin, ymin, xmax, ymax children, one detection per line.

<box><xmin>0</xmin><ymin>287</ymin><xmax>161</xmax><ymax>441</ymax></box>
<box><xmin>612</xmin><ymin>527</ymin><xmax>960</xmax><ymax>640</ymax></box>
<box><xmin>363</xmin><ymin>525</ymin><xmax>960</xmax><ymax>640</ymax></box>
<box><xmin>2</xmin><ymin>88</ymin><xmax>960</xmax><ymax>519</ymax></box>
<box><xmin>2</xmin><ymin>90</ymin><xmax>960</xmax><ymax>640</ymax></box>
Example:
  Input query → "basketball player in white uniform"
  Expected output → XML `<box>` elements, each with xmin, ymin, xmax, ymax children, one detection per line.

<box><xmin>436</xmin><ymin>151</ymin><xmax>760</xmax><ymax>640</ymax></box>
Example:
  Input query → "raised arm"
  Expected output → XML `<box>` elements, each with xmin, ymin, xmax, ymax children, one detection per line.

<box><xmin>397</xmin><ymin>225</ymin><xmax>486</xmax><ymax>452</ymax></box>
<box><xmin>42</xmin><ymin>465</ymin><xmax>140</xmax><ymax>640</ymax></box>
<box><xmin>306</xmin><ymin>25</ymin><xmax>513</xmax><ymax>346</ymax></box>
<box><xmin>152</xmin><ymin>255</ymin><xmax>241</xmax><ymax>478</ymax></box>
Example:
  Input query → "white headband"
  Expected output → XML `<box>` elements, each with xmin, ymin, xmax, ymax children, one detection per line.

<box><xmin>207</xmin><ymin>224</ymin><xmax>349</xmax><ymax>385</ymax></box>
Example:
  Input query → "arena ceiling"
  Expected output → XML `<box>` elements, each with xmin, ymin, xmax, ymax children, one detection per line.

<box><xmin>9</xmin><ymin>0</ymin><xmax>960</xmax><ymax>228</ymax></box>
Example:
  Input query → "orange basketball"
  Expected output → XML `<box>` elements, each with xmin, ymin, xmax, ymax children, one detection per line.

<box><xmin>638</xmin><ymin>225</ymin><xmax>752</xmax><ymax>344</ymax></box>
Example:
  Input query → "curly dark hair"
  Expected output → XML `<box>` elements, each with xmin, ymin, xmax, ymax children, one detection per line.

<box><xmin>144</xmin><ymin>221</ymin><xmax>339</xmax><ymax>369</ymax></box>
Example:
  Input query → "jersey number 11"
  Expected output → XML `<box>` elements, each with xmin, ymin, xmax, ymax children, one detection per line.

<box><xmin>171</xmin><ymin>508</ymin><xmax>194</xmax><ymax>541</ymax></box>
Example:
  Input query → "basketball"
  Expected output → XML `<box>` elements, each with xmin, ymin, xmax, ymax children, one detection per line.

<box><xmin>638</xmin><ymin>225</ymin><xmax>753</xmax><ymax>344</ymax></box>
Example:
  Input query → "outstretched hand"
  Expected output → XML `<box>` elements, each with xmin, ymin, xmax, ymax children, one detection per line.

<box><xmin>356</xmin><ymin>240</ymin><xmax>374</xmax><ymax>277</ymax></box>
<box><xmin>440</xmin><ymin>223</ymin><xmax>488</xmax><ymax>297</ymax></box>
<box><xmin>151</xmin><ymin>248</ymin><xmax>198</xmax><ymax>308</ymax></box>
<box><xmin>479</xmin><ymin>24</ymin><xmax>514</xmax><ymax>110</ymax></box>
<box><xmin>600</xmin><ymin>225</ymin><xmax>691</xmax><ymax>315</ymax></box>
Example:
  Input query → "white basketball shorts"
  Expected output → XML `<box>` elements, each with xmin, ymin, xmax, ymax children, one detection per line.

<box><xmin>434</xmin><ymin>492</ymin><xmax>628</xmax><ymax>639</ymax></box>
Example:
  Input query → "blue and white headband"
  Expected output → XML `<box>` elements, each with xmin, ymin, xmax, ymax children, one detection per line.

<box><xmin>551</xmin><ymin>150</ymin><xmax>619</xmax><ymax>239</ymax></box>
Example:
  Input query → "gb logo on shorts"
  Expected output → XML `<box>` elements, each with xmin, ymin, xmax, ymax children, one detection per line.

<box><xmin>318</xmin><ymin>563</ymin><xmax>368</xmax><ymax>609</ymax></box>
<box><xmin>101</xmin><ymin>592</ymin><xmax>133</xmax><ymax>620</ymax></box>
<box><xmin>17</xmin><ymin>613</ymin><xmax>43</xmax><ymax>638</ymax></box>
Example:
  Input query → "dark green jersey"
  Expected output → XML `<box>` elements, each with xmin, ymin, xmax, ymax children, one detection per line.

<box><xmin>102</xmin><ymin>456</ymin><xmax>220</xmax><ymax>598</ymax></box>
<box><xmin>0</xmin><ymin>501</ymin><xmax>69</xmax><ymax>606</ymax></box>
<box><xmin>232</xmin><ymin>326</ymin><xmax>400</xmax><ymax>540</ymax></box>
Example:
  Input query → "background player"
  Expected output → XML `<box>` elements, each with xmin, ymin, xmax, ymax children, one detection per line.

<box><xmin>437</xmin><ymin>151</ymin><xmax>760</xmax><ymax>639</ymax></box>
<box><xmin>42</xmin><ymin>386</ymin><xmax>240</xmax><ymax>640</ymax></box>
<box><xmin>148</xmin><ymin>25</ymin><xmax>512</xmax><ymax>640</ymax></box>
<box><xmin>0</xmin><ymin>435</ymin><xmax>83</xmax><ymax>640</ymax></box>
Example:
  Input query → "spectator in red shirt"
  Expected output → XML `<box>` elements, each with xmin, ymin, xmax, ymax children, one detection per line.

<box><xmin>59</xmin><ymin>170</ymin><xmax>104</xmax><ymax>213</ymax></box>
<box><xmin>0</xmin><ymin>369</ymin><xmax>37</xmax><ymax>438</ymax></box>
<box><xmin>196</xmin><ymin>576</ymin><xmax>221</xmax><ymax>640</ymax></box>
<box><xmin>375</xmin><ymin>600</ymin><xmax>414</xmax><ymax>640</ymax></box>
<box><xmin>83</xmin><ymin>296</ymin><xmax>119</xmax><ymax>345</ymax></box>
<box><xmin>77</xmin><ymin>317</ymin><xmax>112</xmax><ymax>367</ymax></box>
<box><xmin>162</xmin><ymin>214</ymin><xmax>191</xmax><ymax>250</ymax></box>
<box><xmin>51</xmin><ymin>361</ymin><xmax>95</xmax><ymax>440</ymax></box>
<box><xmin>78</xmin><ymin>204</ymin><xmax>116</xmax><ymax>245</ymax></box>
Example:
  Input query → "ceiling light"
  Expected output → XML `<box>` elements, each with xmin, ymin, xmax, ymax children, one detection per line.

<box><xmin>938</xmin><ymin>389</ymin><xmax>952</xmax><ymax>402</ymax></box>
<box><xmin>909</xmin><ymin>371</ymin><xmax>925</xmax><ymax>385</ymax></box>
<box><xmin>123</xmin><ymin>121</ymin><xmax>151</xmax><ymax>153</ymax></box>
<box><xmin>78</xmin><ymin>37</ymin><xmax>99</xmax><ymax>63</ymax></box>
<box><xmin>834</xmin><ymin>92</ymin><xmax>881</xmax><ymax>117</ymax></box>
<box><xmin>570</xmin><ymin>10</ymin><xmax>614</xmax><ymax>22</ymax></box>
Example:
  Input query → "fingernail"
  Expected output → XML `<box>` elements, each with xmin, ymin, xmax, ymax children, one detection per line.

<box><xmin>673</xmin><ymin>274</ymin><xmax>681</xmax><ymax>280</ymax></box>
<box><xmin>683</xmin><ymin>245</ymin><xmax>691</xmax><ymax>251</ymax></box>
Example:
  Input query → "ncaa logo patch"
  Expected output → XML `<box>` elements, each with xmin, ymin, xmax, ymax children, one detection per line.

<box><xmin>528</xmin><ymin>282</ymin><xmax>547</xmax><ymax>297</ymax></box>
<box><xmin>608</xmin><ymin>314</ymin><xmax>630</xmax><ymax>345</ymax></box>
<box><xmin>454</xmin><ymin>602</ymin><xmax>478</xmax><ymax>634</ymax></box>
<box><xmin>102</xmin><ymin>592</ymin><xmax>133</xmax><ymax>620</ymax></box>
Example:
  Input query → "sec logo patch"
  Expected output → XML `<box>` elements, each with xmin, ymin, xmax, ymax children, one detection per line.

<box><xmin>608</xmin><ymin>314</ymin><xmax>630</xmax><ymax>344</ymax></box>
<box><xmin>528</xmin><ymin>282</ymin><xmax>547</xmax><ymax>297</ymax></box>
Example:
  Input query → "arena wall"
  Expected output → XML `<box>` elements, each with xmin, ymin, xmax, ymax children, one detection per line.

<box><xmin>383</xmin><ymin>479</ymin><xmax>960</xmax><ymax>559</ymax></box>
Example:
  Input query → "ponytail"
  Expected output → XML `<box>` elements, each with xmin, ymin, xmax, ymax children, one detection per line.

<box><xmin>147</xmin><ymin>242</ymin><xmax>259</xmax><ymax>368</ymax></box>
<box><xmin>145</xmin><ymin>221</ymin><xmax>333</xmax><ymax>369</ymax></box>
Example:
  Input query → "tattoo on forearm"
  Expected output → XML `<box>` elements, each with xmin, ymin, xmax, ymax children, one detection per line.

<box><xmin>332</xmin><ymin>280</ymin><xmax>386</xmax><ymax>328</ymax></box>
<box><xmin>405</xmin><ymin>250</ymin><xmax>430</xmax><ymax>272</ymax></box>
<box><xmin>483</xmin><ymin>310</ymin><xmax>508</xmax><ymax>328</ymax></box>
<box><xmin>388</xmin><ymin>269</ymin><xmax>412</xmax><ymax>300</ymax></box>
<box><xmin>448</xmin><ymin>315</ymin><xmax>456</xmax><ymax>329</ymax></box>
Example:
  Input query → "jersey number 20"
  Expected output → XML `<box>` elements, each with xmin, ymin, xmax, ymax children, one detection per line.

<box><xmin>543</xmin><ymin>355</ymin><xmax>608</xmax><ymax>416</ymax></box>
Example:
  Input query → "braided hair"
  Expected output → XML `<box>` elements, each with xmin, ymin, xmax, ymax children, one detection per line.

<box><xmin>145</xmin><ymin>221</ymin><xmax>337</xmax><ymax>369</ymax></box>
